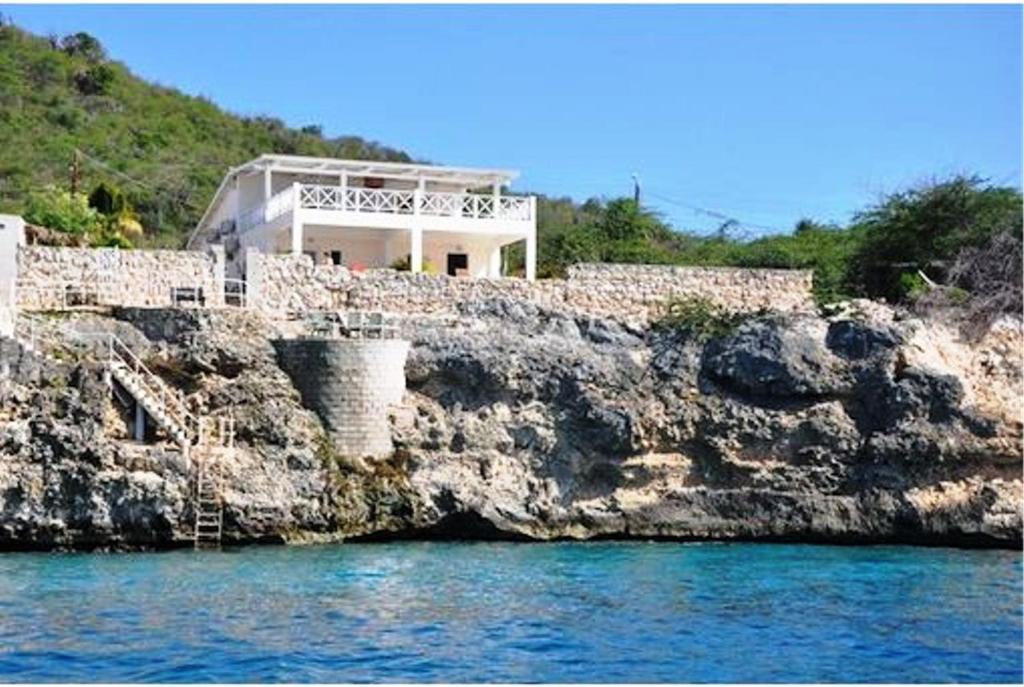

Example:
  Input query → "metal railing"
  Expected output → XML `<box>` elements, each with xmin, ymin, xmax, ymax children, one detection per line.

<box><xmin>223</xmin><ymin>278</ymin><xmax>247</xmax><ymax>308</ymax></box>
<box><xmin>13</xmin><ymin>312</ymin><xmax>234</xmax><ymax>451</ymax></box>
<box><xmin>303</xmin><ymin>310</ymin><xmax>400</xmax><ymax>339</ymax></box>
<box><xmin>16</xmin><ymin>279</ymin><xmax>249</xmax><ymax>311</ymax></box>
<box><xmin>16</xmin><ymin>282</ymin><xmax>122</xmax><ymax>311</ymax></box>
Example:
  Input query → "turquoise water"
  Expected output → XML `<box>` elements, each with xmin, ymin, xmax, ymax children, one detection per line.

<box><xmin>0</xmin><ymin>542</ymin><xmax>1019</xmax><ymax>683</ymax></box>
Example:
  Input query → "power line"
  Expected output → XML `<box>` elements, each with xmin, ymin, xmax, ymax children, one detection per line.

<box><xmin>645</xmin><ymin>188</ymin><xmax>784</xmax><ymax>236</ymax></box>
<box><xmin>75</xmin><ymin>148</ymin><xmax>156</xmax><ymax>192</ymax></box>
<box><xmin>75</xmin><ymin>148</ymin><xmax>206</xmax><ymax>211</ymax></box>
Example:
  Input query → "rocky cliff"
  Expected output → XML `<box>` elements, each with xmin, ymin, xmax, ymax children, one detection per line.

<box><xmin>0</xmin><ymin>299</ymin><xmax>1020</xmax><ymax>550</ymax></box>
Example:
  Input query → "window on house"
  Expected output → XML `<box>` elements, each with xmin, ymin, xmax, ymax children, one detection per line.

<box><xmin>447</xmin><ymin>253</ymin><xmax>468</xmax><ymax>277</ymax></box>
<box><xmin>330</xmin><ymin>250</ymin><xmax>343</xmax><ymax>266</ymax></box>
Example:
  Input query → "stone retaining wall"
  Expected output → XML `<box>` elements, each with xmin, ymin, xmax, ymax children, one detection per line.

<box><xmin>274</xmin><ymin>338</ymin><xmax>410</xmax><ymax>458</ymax></box>
<box><xmin>16</xmin><ymin>246</ymin><xmax>224</xmax><ymax>309</ymax></box>
<box><xmin>562</xmin><ymin>263</ymin><xmax>814</xmax><ymax>319</ymax></box>
<box><xmin>249</xmin><ymin>253</ymin><xmax>814</xmax><ymax>321</ymax></box>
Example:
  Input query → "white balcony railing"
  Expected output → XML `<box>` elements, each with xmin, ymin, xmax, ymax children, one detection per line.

<box><xmin>238</xmin><ymin>184</ymin><xmax>533</xmax><ymax>233</ymax></box>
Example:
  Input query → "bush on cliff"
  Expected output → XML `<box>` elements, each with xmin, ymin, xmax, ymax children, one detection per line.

<box><xmin>654</xmin><ymin>295</ymin><xmax>755</xmax><ymax>341</ymax></box>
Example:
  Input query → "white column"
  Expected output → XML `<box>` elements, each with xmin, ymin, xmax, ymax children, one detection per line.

<box><xmin>340</xmin><ymin>172</ymin><xmax>348</xmax><ymax>212</ymax></box>
<box><xmin>290</xmin><ymin>182</ymin><xmax>303</xmax><ymax>255</ymax></box>
<box><xmin>410</xmin><ymin>228</ymin><xmax>423</xmax><ymax>273</ymax></box>
<box><xmin>263</xmin><ymin>168</ymin><xmax>272</xmax><ymax>201</ymax></box>
<box><xmin>411</xmin><ymin>187</ymin><xmax>423</xmax><ymax>273</ymax></box>
<box><xmin>488</xmin><ymin>243</ymin><xmax>503</xmax><ymax>278</ymax></box>
<box><xmin>525</xmin><ymin>196</ymin><xmax>537</xmax><ymax>281</ymax></box>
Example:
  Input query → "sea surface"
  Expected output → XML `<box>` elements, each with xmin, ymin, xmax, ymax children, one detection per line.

<box><xmin>0</xmin><ymin>542</ymin><xmax>1020</xmax><ymax>683</ymax></box>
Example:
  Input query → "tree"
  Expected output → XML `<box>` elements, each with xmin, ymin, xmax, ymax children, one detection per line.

<box><xmin>846</xmin><ymin>176</ymin><xmax>1023</xmax><ymax>301</ymax></box>
<box><xmin>59</xmin><ymin>32</ymin><xmax>105</xmax><ymax>62</ymax></box>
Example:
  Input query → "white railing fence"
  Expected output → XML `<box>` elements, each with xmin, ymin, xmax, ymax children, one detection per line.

<box><xmin>244</xmin><ymin>184</ymin><xmax>534</xmax><ymax>226</ymax></box>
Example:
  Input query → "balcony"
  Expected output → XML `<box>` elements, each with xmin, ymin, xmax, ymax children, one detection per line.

<box><xmin>238</xmin><ymin>183</ymin><xmax>535</xmax><ymax>233</ymax></box>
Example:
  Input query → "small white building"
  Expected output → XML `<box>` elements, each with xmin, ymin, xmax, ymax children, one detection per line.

<box><xmin>189</xmin><ymin>155</ymin><xmax>537</xmax><ymax>280</ymax></box>
<box><xmin>0</xmin><ymin>214</ymin><xmax>25</xmax><ymax>337</ymax></box>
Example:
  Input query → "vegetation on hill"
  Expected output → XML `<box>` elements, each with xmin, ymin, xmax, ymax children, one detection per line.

<box><xmin>0</xmin><ymin>22</ymin><xmax>412</xmax><ymax>247</ymax></box>
<box><xmin>1</xmin><ymin>20</ymin><xmax>1020</xmax><ymax>313</ymax></box>
<box><xmin>535</xmin><ymin>176</ymin><xmax>1021</xmax><ymax>309</ymax></box>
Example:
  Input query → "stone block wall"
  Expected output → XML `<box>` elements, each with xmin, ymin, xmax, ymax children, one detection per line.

<box><xmin>248</xmin><ymin>252</ymin><xmax>814</xmax><ymax>321</ymax></box>
<box><xmin>15</xmin><ymin>246</ymin><xmax>224</xmax><ymax>309</ymax></box>
<box><xmin>246</xmin><ymin>251</ymin><xmax>351</xmax><ymax>313</ymax></box>
<box><xmin>274</xmin><ymin>338</ymin><xmax>410</xmax><ymax>458</ymax></box>
<box><xmin>562</xmin><ymin>263</ymin><xmax>814</xmax><ymax>318</ymax></box>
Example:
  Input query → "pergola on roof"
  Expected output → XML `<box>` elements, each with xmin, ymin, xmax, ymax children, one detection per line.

<box><xmin>238</xmin><ymin>154</ymin><xmax>519</xmax><ymax>188</ymax></box>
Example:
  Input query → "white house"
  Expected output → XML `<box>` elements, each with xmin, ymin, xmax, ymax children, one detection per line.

<box><xmin>189</xmin><ymin>155</ymin><xmax>537</xmax><ymax>280</ymax></box>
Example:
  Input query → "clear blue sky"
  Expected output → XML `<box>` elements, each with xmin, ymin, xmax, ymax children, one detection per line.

<box><xmin>7</xmin><ymin>4</ymin><xmax>1022</xmax><ymax>236</ymax></box>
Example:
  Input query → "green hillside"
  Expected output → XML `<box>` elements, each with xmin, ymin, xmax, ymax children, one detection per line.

<box><xmin>0</xmin><ymin>23</ymin><xmax>413</xmax><ymax>246</ymax></box>
<box><xmin>1</xmin><ymin>20</ymin><xmax>1019</xmax><ymax>312</ymax></box>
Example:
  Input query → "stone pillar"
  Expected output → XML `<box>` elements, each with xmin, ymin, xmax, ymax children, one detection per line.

<box><xmin>244</xmin><ymin>248</ymin><xmax>264</xmax><ymax>311</ymax></box>
<box><xmin>274</xmin><ymin>338</ymin><xmax>411</xmax><ymax>458</ymax></box>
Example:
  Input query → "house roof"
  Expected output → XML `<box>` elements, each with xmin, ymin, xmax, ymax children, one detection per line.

<box><xmin>240</xmin><ymin>154</ymin><xmax>519</xmax><ymax>187</ymax></box>
<box><xmin>187</xmin><ymin>154</ymin><xmax>520</xmax><ymax>248</ymax></box>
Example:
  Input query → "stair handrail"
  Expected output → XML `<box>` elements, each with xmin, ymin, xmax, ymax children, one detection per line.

<box><xmin>106</xmin><ymin>334</ymin><xmax>199</xmax><ymax>444</ymax></box>
<box><xmin>14</xmin><ymin>312</ymin><xmax>220</xmax><ymax>451</ymax></box>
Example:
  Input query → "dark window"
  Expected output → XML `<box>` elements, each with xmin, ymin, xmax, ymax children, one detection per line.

<box><xmin>446</xmin><ymin>253</ymin><xmax>468</xmax><ymax>276</ymax></box>
<box><xmin>330</xmin><ymin>250</ymin><xmax>343</xmax><ymax>266</ymax></box>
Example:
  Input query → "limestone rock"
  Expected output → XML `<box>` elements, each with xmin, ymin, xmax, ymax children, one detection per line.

<box><xmin>0</xmin><ymin>302</ymin><xmax>1019</xmax><ymax>550</ymax></box>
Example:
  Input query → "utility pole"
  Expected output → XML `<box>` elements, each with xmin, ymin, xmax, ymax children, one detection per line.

<box><xmin>631</xmin><ymin>173</ymin><xmax>641</xmax><ymax>206</ymax></box>
<box><xmin>69</xmin><ymin>149</ymin><xmax>81</xmax><ymax>195</ymax></box>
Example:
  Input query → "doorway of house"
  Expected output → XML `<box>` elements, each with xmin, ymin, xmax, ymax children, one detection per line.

<box><xmin>446</xmin><ymin>253</ymin><xmax>468</xmax><ymax>277</ymax></box>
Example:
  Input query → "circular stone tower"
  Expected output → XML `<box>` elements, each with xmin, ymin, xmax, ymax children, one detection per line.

<box><xmin>274</xmin><ymin>338</ymin><xmax>410</xmax><ymax>458</ymax></box>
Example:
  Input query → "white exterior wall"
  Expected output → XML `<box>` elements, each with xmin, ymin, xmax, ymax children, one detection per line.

<box><xmin>0</xmin><ymin>214</ymin><xmax>25</xmax><ymax>337</ymax></box>
<box><xmin>422</xmin><ymin>233</ymin><xmax>506</xmax><ymax>278</ymax></box>
<box><xmin>237</xmin><ymin>174</ymin><xmax>264</xmax><ymax>212</ymax></box>
<box><xmin>284</xmin><ymin>226</ymin><xmax>509</xmax><ymax>277</ymax></box>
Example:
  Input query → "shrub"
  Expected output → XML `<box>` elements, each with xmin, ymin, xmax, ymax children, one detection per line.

<box><xmin>654</xmin><ymin>295</ymin><xmax>752</xmax><ymax>340</ymax></box>
<box><xmin>73</xmin><ymin>63</ymin><xmax>115</xmax><ymax>95</ymax></box>
<box><xmin>898</xmin><ymin>271</ymin><xmax>930</xmax><ymax>301</ymax></box>
<box><xmin>23</xmin><ymin>186</ymin><xmax>103</xmax><ymax>236</ymax></box>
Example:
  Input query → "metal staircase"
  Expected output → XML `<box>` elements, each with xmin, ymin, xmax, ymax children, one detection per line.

<box><xmin>12</xmin><ymin>312</ymin><xmax>235</xmax><ymax>549</ymax></box>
